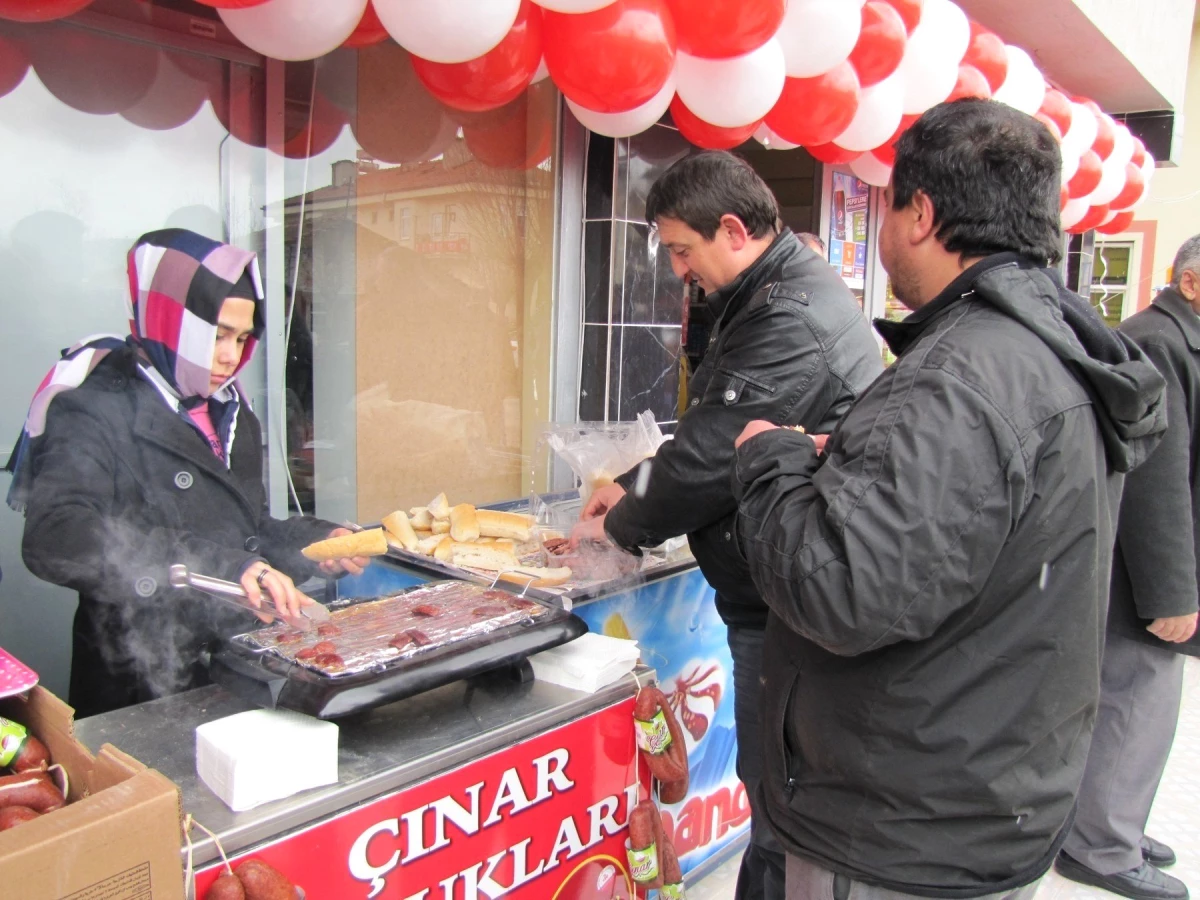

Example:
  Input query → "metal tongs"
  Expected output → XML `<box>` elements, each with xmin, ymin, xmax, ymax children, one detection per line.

<box><xmin>169</xmin><ymin>564</ymin><xmax>330</xmax><ymax>632</ymax></box>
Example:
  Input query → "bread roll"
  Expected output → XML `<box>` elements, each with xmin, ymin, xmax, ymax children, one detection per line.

<box><xmin>427</xmin><ymin>492</ymin><xmax>451</xmax><ymax>519</ymax></box>
<box><xmin>450</xmin><ymin>504</ymin><xmax>480</xmax><ymax>542</ymax></box>
<box><xmin>497</xmin><ymin>565</ymin><xmax>572</xmax><ymax>588</ymax></box>
<box><xmin>433</xmin><ymin>536</ymin><xmax>455</xmax><ymax>562</ymax></box>
<box><xmin>416</xmin><ymin>534</ymin><xmax>444</xmax><ymax>556</ymax></box>
<box><xmin>382</xmin><ymin>510</ymin><xmax>419</xmax><ymax>552</ymax></box>
<box><xmin>476</xmin><ymin>509</ymin><xmax>534</xmax><ymax>541</ymax></box>
<box><xmin>450</xmin><ymin>543</ymin><xmax>521</xmax><ymax>572</ymax></box>
<box><xmin>431</xmin><ymin>519</ymin><xmax>451</xmax><ymax>535</ymax></box>
<box><xmin>409</xmin><ymin>507</ymin><xmax>434</xmax><ymax>530</ymax></box>
<box><xmin>302</xmin><ymin>528</ymin><xmax>388</xmax><ymax>562</ymax></box>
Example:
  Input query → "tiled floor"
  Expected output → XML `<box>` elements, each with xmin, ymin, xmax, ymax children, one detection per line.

<box><xmin>688</xmin><ymin>658</ymin><xmax>1200</xmax><ymax>900</ymax></box>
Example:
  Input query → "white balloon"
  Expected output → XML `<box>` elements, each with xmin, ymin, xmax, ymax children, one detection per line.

<box><xmin>776</xmin><ymin>0</ymin><xmax>861</xmax><ymax>79</ymax></box>
<box><xmin>1107</xmin><ymin>119</ymin><xmax>1136</xmax><ymax>169</ymax></box>
<box><xmin>1141</xmin><ymin>151</ymin><xmax>1156</xmax><ymax>187</ymax></box>
<box><xmin>833</xmin><ymin>71</ymin><xmax>904</xmax><ymax>152</ymax></box>
<box><xmin>1090</xmin><ymin>150</ymin><xmax>1132</xmax><ymax>206</ymax></box>
<box><xmin>567</xmin><ymin>76</ymin><xmax>675</xmax><ymax>138</ymax></box>
<box><xmin>754</xmin><ymin>123</ymin><xmax>800</xmax><ymax>150</ymax></box>
<box><xmin>532</xmin><ymin>57</ymin><xmax>550</xmax><ymax>84</ymax></box>
<box><xmin>534</xmin><ymin>0</ymin><xmax>615</xmax><ymax>10</ymax></box>
<box><xmin>895</xmin><ymin>0</ymin><xmax>969</xmax><ymax>115</ymax></box>
<box><xmin>1061</xmin><ymin>196</ymin><xmax>1089</xmax><ymax>229</ymax></box>
<box><xmin>850</xmin><ymin>151</ymin><xmax>893</xmax><ymax>188</ymax></box>
<box><xmin>675</xmin><ymin>41</ymin><xmax>786</xmax><ymax>129</ymax></box>
<box><xmin>375</xmin><ymin>0</ymin><xmax>520</xmax><ymax>64</ymax></box>
<box><xmin>1060</xmin><ymin>142</ymin><xmax>1081</xmax><ymax>186</ymax></box>
<box><xmin>219</xmin><ymin>0</ymin><xmax>367</xmax><ymax>61</ymax></box>
<box><xmin>1097</xmin><ymin>209</ymin><xmax>1119</xmax><ymax>228</ymax></box>
<box><xmin>991</xmin><ymin>45</ymin><xmax>1045</xmax><ymax>115</ymax></box>
<box><xmin>1061</xmin><ymin>102</ymin><xmax>1099</xmax><ymax>158</ymax></box>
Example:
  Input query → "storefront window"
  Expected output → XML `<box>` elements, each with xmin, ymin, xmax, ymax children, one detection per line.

<box><xmin>279</xmin><ymin>45</ymin><xmax>559</xmax><ymax>525</ymax></box>
<box><xmin>827</xmin><ymin>170</ymin><xmax>871</xmax><ymax>307</ymax></box>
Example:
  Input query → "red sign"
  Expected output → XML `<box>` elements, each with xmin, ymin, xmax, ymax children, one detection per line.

<box><xmin>194</xmin><ymin>698</ymin><xmax>642</xmax><ymax>900</ymax></box>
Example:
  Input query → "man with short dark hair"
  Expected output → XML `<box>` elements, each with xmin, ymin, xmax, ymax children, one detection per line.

<box><xmin>796</xmin><ymin>232</ymin><xmax>827</xmax><ymax>259</ymax></box>
<box><xmin>573</xmin><ymin>150</ymin><xmax>882</xmax><ymax>900</ymax></box>
<box><xmin>732</xmin><ymin>99</ymin><xmax>1168</xmax><ymax>899</ymax></box>
<box><xmin>1055</xmin><ymin>235</ymin><xmax>1200</xmax><ymax>900</ymax></box>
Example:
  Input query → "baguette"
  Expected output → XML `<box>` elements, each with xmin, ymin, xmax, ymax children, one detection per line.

<box><xmin>416</xmin><ymin>534</ymin><xmax>444</xmax><ymax>556</ymax></box>
<box><xmin>450</xmin><ymin>504</ymin><xmax>480</xmax><ymax>542</ymax></box>
<box><xmin>450</xmin><ymin>542</ymin><xmax>521</xmax><ymax>572</ymax></box>
<box><xmin>476</xmin><ymin>509</ymin><xmax>534</xmax><ymax>542</ymax></box>
<box><xmin>381</xmin><ymin>510</ymin><xmax>419</xmax><ymax>552</ymax></box>
<box><xmin>409</xmin><ymin>507</ymin><xmax>434</xmax><ymax>530</ymax></box>
<box><xmin>427</xmin><ymin>492</ymin><xmax>451</xmax><ymax>519</ymax></box>
<box><xmin>497</xmin><ymin>565</ymin><xmax>572</xmax><ymax>588</ymax></box>
<box><xmin>431</xmin><ymin>519</ymin><xmax>451</xmax><ymax>535</ymax></box>
<box><xmin>302</xmin><ymin>528</ymin><xmax>388</xmax><ymax>562</ymax></box>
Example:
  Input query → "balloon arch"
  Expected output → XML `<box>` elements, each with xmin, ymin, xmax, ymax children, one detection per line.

<box><xmin>0</xmin><ymin>0</ymin><xmax>1153</xmax><ymax>232</ymax></box>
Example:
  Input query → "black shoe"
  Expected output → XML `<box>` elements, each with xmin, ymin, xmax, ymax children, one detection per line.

<box><xmin>1055</xmin><ymin>852</ymin><xmax>1188</xmax><ymax>900</ymax></box>
<box><xmin>1144</xmin><ymin>836</ymin><xmax>1178</xmax><ymax>868</ymax></box>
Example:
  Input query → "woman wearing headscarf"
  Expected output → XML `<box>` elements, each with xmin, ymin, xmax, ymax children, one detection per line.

<box><xmin>7</xmin><ymin>229</ymin><xmax>367</xmax><ymax>717</ymax></box>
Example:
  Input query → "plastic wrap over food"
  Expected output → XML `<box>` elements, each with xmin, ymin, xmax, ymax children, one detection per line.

<box><xmin>235</xmin><ymin>582</ymin><xmax>549</xmax><ymax>678</ymax></box>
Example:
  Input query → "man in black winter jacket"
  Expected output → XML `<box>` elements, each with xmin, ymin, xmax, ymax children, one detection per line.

<box><xmin>733</xmin><ymin>99</ymin><xmax>1167</xmax><ymax>900</ymax></box>
<box><xmin>1056</xmin><ymin>236</ymin><xmax>1200</xmax><ymax>900</ymax></box>
<box><xmin>572</xmin><ymin>151</ymin><xmax>882</xmax><ymax>900</ymax></box>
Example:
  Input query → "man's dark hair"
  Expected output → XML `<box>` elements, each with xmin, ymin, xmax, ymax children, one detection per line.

<box><xmin>645</xmin><ymin>151</ymin><xmax>780</xmax><ymax>240</ymax></box>
<box><xmin>797</xmin><ymin>232</ymin><xmax>826</xmax><ymax>254</ymax></box>
<box><xmin>892</xmin><ymin>98</ymin><xmax>1063</xmax><ymax>265</ymax></box>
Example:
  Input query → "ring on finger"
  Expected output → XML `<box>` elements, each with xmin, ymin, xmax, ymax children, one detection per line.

<box><xmin>256</xmin><ymin>567</ymin><xmax>271</xmax><ymax>589</ymax></box>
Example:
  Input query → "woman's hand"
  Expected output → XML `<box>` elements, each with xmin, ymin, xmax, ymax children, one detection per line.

<box><xmin>317</xmin><ymin>527</ymin><xmax>371</xmax><ymax>577</ymax></box>
<box><xmin>241</xmin><ymin>562</ymin><xmax>312</xmax><ymax>622</ymax></box>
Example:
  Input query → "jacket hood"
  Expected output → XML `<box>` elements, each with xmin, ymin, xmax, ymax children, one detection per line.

<box><xmin>127</xmin><ymin>228</ymin><xmax>264</xmax><ymax>401</ymax></box>
<box><xmin>950</xmin><ymin>256</ymin><xmax>1166</xmax><ymax>473</ymax></box>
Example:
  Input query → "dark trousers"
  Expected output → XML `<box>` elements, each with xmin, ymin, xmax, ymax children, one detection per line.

<box><xmin>729</xmin><ymin>624</ymin><xmax>787</xmax><ymax>900</ymax></box>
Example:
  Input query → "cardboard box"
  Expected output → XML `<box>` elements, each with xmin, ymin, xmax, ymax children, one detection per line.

<box><xmin>0</xmin><ymin>686</ymin><xmax>184</xmax><ymax>900</ymax></box>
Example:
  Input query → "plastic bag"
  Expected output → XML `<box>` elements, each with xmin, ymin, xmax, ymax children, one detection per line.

<box><xmin>543</xmin><ymin>411</ymin><xmax>666</xmax><ymax>508</ymax></box>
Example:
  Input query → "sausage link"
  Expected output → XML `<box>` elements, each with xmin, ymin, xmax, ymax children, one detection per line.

<box><xmin>0</xmin><ymin>771</ymin><xmax>64</xmax><ymax>813</ymax></box>
<box><xmin>633</xmin><ymin>687</ymin><xmax>690</xmax><ymax>803</ymax></box>
<box><xmin>626</xmin><ymin>799</ymin><xmax>664</xmax><ymax>888</ymax></box>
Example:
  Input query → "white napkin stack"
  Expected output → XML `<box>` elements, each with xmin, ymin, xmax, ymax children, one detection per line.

<box><xmin>528</xmin><ymin>632</ymin><xmax>641</xmax><ymax>693</ymax></box>
<box><xmin>196</xmin><ymin>709</ymin><xmax>339</xmax><ymax>812</ymax></box>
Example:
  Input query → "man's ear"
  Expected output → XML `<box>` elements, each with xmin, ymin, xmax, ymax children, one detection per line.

<box><xmin>720</xmin><ymin>214</ymin><xmax>752</xmax><ymax>251</ymax></box>
<box><xmin>1179</xmin><ymin>269</ymin><xmax>1199</xmax><ymax>302</ymax></box>
<box><xmin>909</xmin><ymin>190</ymin><xmax>937</xmax><ymax>245</ymax></box>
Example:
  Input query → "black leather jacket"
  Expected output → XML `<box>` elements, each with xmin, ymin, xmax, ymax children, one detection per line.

<box><xmin>603</xmin><ymin>229</ymin><xmax>883</xmax><ymax>626</ymax></box>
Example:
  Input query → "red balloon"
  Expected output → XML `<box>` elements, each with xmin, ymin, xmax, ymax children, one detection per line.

<box><xmin>0</xmin><ymin>0</ymin><xmax>91</xmax><ymax>22</ymax></box>
<box><xmin>342</xmin><ymin>2</ymin><xmax>388</xmax><ymax>49</ymax></box>
<box><xmin>1069</xmin><ymin>204</ymin><xmax>1110</xmax><ymax>234</ymax></box>
<box><xmin>120</xmin><ymin>51</ymin><xmax>209</xmax><ymax>131</ymax></box>
<box><xmin>1038</xmin><ymin>89</ymin><xmax>1073</xmax><ymax>138</ymax></box>
<box><xmin>283</xmin><ymin>94</ymin><xmax>346</xmax><ymax>160</ymax></box>
<box><xmin>1033</xmin><ymin>113</ymin><xmax>1062</xmax><ymax>143</ymax></box>
<box><xmin>1109</xmin><ymin>163</ymin><xmax>1147</xmax><ymax>210</ymax></box>
<box><xmin>1096</xmin><ymin>210</ymin><xmax>1135</xmax><ymax>235</ymax></box>
<box><xmin>462</xmin><ymin>81</ymin><xmax>556</xmax><ymax>169</ymax></box>
<box><xmin>1067</xmin><ymin>149</ymin><xmax>1103</xmax><ymax>199</ymax></box>
<box><xmin>413</xmin><ymin>0</ymin><xmax>542</xmax><ymax>113</ymax></box>
<box><xmin>962</xmin><ymin>21</ymin><xmax>1006</xmax><ymax>93</ymax></box>
<box><xmin>663</xmin><ymin>0</ymin><xmax>785</xmax><ymax>60</ymax></box>
<box><xmin>872</xmin><ymin>143</ymin><xmax>895</xmax><ymax>165</ymax></box>
<box><xmin>0</xmin><ymin>31</ymin><xmax>29</xmax><ymax>98</ymax></box>
<box><xmin>1092</xmin><ymin>113</ymin><xmax>1115</xmax><ymax>161</ymax></box>
<box><xmin>765</xmin><ymin>62</ymin><xmax>860</xmax><ymax>148</ymax></box>
<box><xmin>355</xmin><ymin>42</ymin><xmax>455</xmax><ymax>164</ymax></box>
<box><xmin>872</xmin><ymin>112</ymin><xmax>918</xmax><ymax>164</ymax></box>
<box><xmin>211</xmin><ymin>74</ymin><xmax>266</xmax><ymax>147</ymax></box>
<box><xmin>880</xmin><ymin>0</ymin><xmax>921</xmax><ymax>35</ymax></box>
<box><xmin>543</xmin><ymin>0</ymin><xmax>675</xmax><ymax>114</ymax></box>
<box><xmin>26</xmin><ymin>22</ymin><xmax>157</xmax><ymax>114</ymax></box>
<box><xmin>848</xmin><ymin>1</ymin><xmax>907</xmax><ymax>88</ymax></box>
<box><xmin>669</xmin><ymin>94</ymin><xmax>758</xmax><ymax>149</ymax></box>
<box><xmin>947</xmin><ymin>64</ymin><xmax>991</xmax><ymax>102</ymax></box>
<box><xmin>1130</xmin><ymin>137</ymin><xmax>1147</xmax><ymax>168</ymax></box>
<box><xmin>191</xmin><ymin>0</ymin><xmax>271</xmax><ymax>7</ymax></box>
<box><xmin>807</xmin><ymin>142</ymin><xmax>859</xmax><ymax>164</ymax></box>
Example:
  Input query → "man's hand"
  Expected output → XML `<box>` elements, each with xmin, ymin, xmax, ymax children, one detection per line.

<box><xmin>1147</xmin><ymin>612</ymin><xmax>1199</xmax><ymax>643</ymax></box>
<box><xmin>582</xmin><ymin>484</ymin><xmax>626</xmax><ymax>520</ymax></box>
<box><xmin>811</xmin><ymin>434</ymin><xmax>830</xmax><ymax>453</ymax></box>
<box><xmin>241</xmin><ymin>562</ymin><xmax>314</xmax><ymax>622</ymax></box>
<box><xmin>735</xmin><ymin>420</ymin><xmax>780</xmax><ymax>449</ymax></box>
<box><xmin>317</xmin><ymin>527</ymin><xmax>371</xmax><ymax>577</ymax></box>
<box><xmin>569</xmin><ymin>515</ymin><xmax>611</xmax><ymax>549</ymax></box>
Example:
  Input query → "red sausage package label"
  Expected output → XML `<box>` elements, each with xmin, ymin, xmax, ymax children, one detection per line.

<box><xmin>633</xmin><ymin>711</ymin><xmax>672</xmax><ymax>756</ymax></box>
<box><xmin>0</xmin><ymin>718</ymin><xmax>28</xmax><ymax>768</ymax></box>
<box><xmin>194</xmin><ymin>697</ymin><xmax>645</xmax><ymax>899</ymax></box>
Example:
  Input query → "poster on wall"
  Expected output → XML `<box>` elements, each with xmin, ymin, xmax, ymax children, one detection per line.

<box><xmin>829</xmin><ymin>170</ymin><xmax>871</xmax><ymax>306</ymax></box>
<box><xmin>574</xmin><ymin>570</ymin><xmax>750</xmax><ymax>879</ymax></box>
